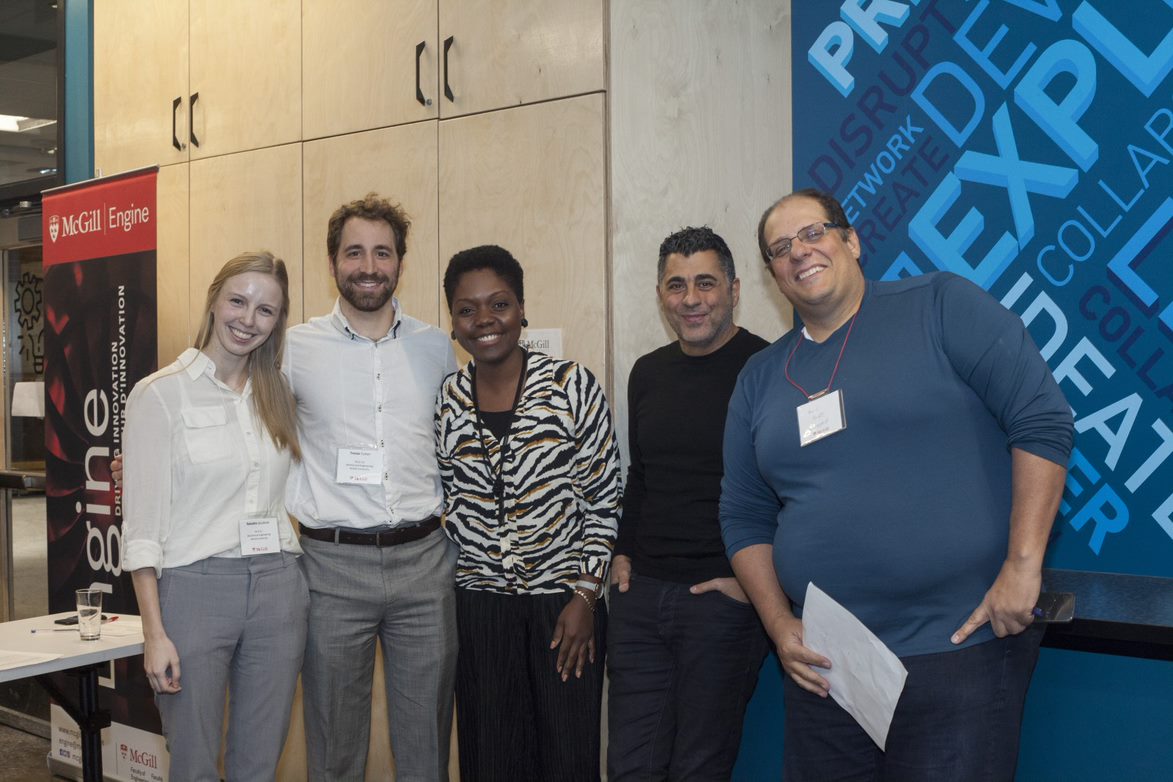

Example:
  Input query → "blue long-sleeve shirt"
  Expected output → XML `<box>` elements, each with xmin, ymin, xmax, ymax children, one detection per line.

<box><xmin>720</xmin><ymin>272</ymin><xmax>1073</xmax><ymax>656</ymax></box>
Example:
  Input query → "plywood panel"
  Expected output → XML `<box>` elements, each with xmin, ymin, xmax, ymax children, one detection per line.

<box><xmin>188</xmin><ymin>144</ymin><xmax>303</xmax><ymax>334</ymax></box>
<box><xmin>93</xmin><ymin>0</ymin><xmax>189</xmax><ymax>175</ymax></box>
<box><xmin>302</xmin><ymin>123</ymin><xmax>441</xmax><ymax>327</ymax></box>
<box><xmin>439</xmin><ymin>95</ymin><xmax>608</xmax><ymax>378</ymax></box>
<box><xmin>439</xmin><ymin>0</ymin><xmax>605</xmax><ymax>117</ymax></box>
<box><xmin>156</xmin><ymin>163</ymin><xmax>191</xmax><ymax>366</ymax></box>
<box><xmin>609</xmin><ymin>0</ymin><xmax>793</xmax><ymax>452</ymax></box>
<box><xmin>302</xmin><ymin>0</ymin><xmax>438</xmax><ymax>139</ymax></box>
<box><xmin>189</xmin><ymin>0</ymin><xmax>301</xmax><ymax>158</ymax></box>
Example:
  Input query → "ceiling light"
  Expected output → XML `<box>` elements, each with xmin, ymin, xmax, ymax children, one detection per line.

<box><xmin>0</xmin><ymin>114</ymin><xmax>57</xmax><ymax>133</ymax></box>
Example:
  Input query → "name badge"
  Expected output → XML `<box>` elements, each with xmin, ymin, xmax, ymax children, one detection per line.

<box><xmin>240</xmin><ymin>514</ymin><xmax>281</xmax><ymax>556</ymax></box>
<box><xmin>336</xmin><ymin>447</ymin><xmax>382</xmax><ymax>485</ymax></box>
<box><xmin>796</xmin><ymin>389</ymin><xmax>846</xmax><ymax>447</ymax></box>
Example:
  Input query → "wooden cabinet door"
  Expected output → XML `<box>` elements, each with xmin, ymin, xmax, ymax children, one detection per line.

<box><xmin>302</xmin><ymin>123</ymin><xmax>441</xmax><ymax>326</ymax></box>
<box><xmin>188</xmin><ymin>0</ymin><xmax>301</xmax><ymax>159</ymax></box>
<box><xmin>439</xmin><ymin>94</ymin><xmax>607</xmax><ymax>377</ymax></box>
<box><xmin>187</xmin><ymin>144</ymin><xmax>303</xmax><ymax>333</ymax></box>
<box><xmin>302</xmin><ymin>0</ymin><xmax>439</xmax><ymax>139</ymax></box>
<box><xmin>438</xmin><ymin>0</ymin><xmax>605</xmax><ymax>118</ymax></box>
<box><xmin>93</xmin><ymin>0</ymin><xmax>189</xmax><ymax>175</ymax></box>
<box><xmin>156</xmin><ymin>164</ymin><xmax>191</xmax><ymax>366</ymax></box>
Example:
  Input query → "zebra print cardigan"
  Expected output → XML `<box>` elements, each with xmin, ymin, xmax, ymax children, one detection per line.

<box><xmin>435</xmin><ymin>351</ymin><xmax>621</xmax><ymax>594</ymax></box>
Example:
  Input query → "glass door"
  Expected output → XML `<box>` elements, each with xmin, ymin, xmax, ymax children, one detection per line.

<box><xmin>0</xmin><ymin>240</ymin><xmax>47</xmax><ymax>623</ymax></box>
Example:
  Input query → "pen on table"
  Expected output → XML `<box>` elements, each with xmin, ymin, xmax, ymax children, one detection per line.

<box><xmin>29</xmin><ymin>617</ymin><xmax>119</xmax><ymax>633</ymax></box>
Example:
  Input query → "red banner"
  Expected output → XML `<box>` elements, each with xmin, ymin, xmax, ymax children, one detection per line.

<box><xmin>43</xmin><ymin>170</ymin><xmax>156</xmax><ymax>266</ymax></box>
<box><xmin>42</xmin><ymin>169</ymin><xmax>166</xmax><ymax>780</ymax></box>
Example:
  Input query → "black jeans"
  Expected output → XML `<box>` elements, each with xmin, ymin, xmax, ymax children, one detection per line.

<box><xmin>782</xmin><ymin>623</ymin><xmax>1045</xmax><ymax>782</ymax></box>
<box><xmin>607</xmin><ymin>574</ymin><xmax>769</xmax><ymax>781</ymax></box>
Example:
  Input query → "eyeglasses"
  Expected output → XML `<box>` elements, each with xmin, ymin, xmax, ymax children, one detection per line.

<box><xmin>766</xmin><ymin>222</ymin><xmax>842</xmax><ymax>261</ymax></box>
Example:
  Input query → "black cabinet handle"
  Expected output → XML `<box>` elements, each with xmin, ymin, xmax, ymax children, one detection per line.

<box><xmin>189</xmin><ymin>92</ymin><xmax>200</xmax><ymax>148</ymax></box>
<box><xmin>443</xmin><ymin>36</ymin><xmax>454</xmax><ymax>102</ymax></box>
<box><xmin>172</xmin><ymin>96</ymin><xmax>184</xmax><ymax>150</ymax></box>
<box><xmin>416</xmin><ymin>41</ymin><xmax>431</xmax><ymax>106</ymax></box>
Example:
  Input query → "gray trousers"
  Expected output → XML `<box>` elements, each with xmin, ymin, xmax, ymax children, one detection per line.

<box><xmin>155</xmin><ymin>552</ymin><xmax>308</xmax><ymax>782</ymax></box>
<box><xmin>300</xmin><ymin>528</ymin><xmax>458</xmax><ymax>782</ymax></box>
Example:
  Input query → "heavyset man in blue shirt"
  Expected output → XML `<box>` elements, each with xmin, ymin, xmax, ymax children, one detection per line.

<box><xmin>720</xmin><ymin>189</ymin><xmax>1074</xmax><ymax>781</ymax></box>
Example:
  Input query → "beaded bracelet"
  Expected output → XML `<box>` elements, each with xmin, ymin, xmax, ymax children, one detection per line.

<box><xmin>573</xmin><ymin>586</ymin><xmax>597</xmax><ymax>612</ymax></box>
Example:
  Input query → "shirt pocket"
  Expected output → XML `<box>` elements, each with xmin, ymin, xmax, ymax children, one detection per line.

<box><xmin>181</xmin><ymin>405</ymin><xmax>232</xmax><ymax>464</ymax></box>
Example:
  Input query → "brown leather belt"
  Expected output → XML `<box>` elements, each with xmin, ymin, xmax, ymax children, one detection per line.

<box><xmin>299</xmin><ymin>517</ymin><xmax>440</xmax><ymax>547</ymax></box>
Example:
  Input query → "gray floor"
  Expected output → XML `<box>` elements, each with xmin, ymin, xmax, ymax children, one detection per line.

<box><xmin>3</xmin><ymin>494</ymin><xmax>57</xmax><ymax>779</ymax></box>
<box><xmin>0</xmin><ymin>722</ymin><xmax>55</xmax><ymax>780</ymax></box>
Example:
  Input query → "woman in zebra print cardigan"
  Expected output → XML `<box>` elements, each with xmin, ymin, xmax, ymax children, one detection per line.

<box><xmin>436</xmin><ymin>245</ymin><xmax>621</xmax><ymax>781</ymax></box>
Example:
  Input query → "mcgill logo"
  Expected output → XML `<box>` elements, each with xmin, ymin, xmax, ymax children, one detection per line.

<box><xmin>119</xmin><ymin>742</ymin><xmax>159</xmax><ymax>768</ymax></box>
<box><xmin>49</xmin><ymin>214</ymin><xmax>59</xmax><ymax>242</ymax></box>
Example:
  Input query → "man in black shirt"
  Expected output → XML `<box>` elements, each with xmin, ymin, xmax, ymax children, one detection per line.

<box><xmin>607</xmin><ymin>226</ymin><xmax>770</xmax><ymax>780</ymax></box>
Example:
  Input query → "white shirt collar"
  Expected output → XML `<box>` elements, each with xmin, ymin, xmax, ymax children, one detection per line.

<box><xmin>178</xmin><ymin>347</ymin><xmax>214</xmax><ymax>379</ymax></box>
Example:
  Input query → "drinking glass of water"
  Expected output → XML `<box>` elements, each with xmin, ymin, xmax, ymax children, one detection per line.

<box><xmin>76</xmin><ymin>589</ymin><xmax>103</xmax><ymax>641</ymax></box>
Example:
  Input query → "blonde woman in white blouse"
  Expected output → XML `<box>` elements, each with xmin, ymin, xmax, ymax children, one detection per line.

<box><xmin>122</xmin><ymin>251</ymin><xmax>306</xmax><ymax>782</ymax></box>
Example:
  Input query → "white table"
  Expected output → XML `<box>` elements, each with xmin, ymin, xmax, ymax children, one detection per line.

<box><xmin>0</xmin><ymin>612</ymin><xmax>144</xmax><ymax>782</ymax></box>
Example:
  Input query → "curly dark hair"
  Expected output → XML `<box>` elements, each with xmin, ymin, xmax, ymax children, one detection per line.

<box><xmin>326</xmin><ymin>193</ymin><xmax>411</xmax><ymax>262</ymax></box>
<box><xmin>657</xmin><ymin>226</ymin><xmax>736</xmax><ymax>284</ymax></box>
<box><xmin>443</xmin><ymin>245</ymin><xmax>525</xmax><ymax>310</ymax></box>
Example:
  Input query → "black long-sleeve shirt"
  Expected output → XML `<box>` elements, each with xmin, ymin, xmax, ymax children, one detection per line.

<box><xmin>617</xmin><ymin>328</ymin><xmax>768</xmax><ymax>584</ymax></box>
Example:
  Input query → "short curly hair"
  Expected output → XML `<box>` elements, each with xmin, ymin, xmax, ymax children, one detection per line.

<box><xmin>443</xmin><ymin>245</ymin><xmax>524</xmax><ymax>310</ymax></box>
<box><xmin>657</xmin><ymin>226</ymin><xmax>736</xmax><ymax>284</ymax></box>
<box><xmin>326</xmin><ymin>193</ymin><xmax>411</xmax><ymax>262</ymax></box>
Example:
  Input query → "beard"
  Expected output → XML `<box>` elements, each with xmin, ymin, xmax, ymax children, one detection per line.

<box><xmin>337</xmin><ymin>272</ymin><xmax>396</xmax><ymax>312</ymax></box>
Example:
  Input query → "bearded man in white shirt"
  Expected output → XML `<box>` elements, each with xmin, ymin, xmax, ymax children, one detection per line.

<box><xmin>286</xmin><ymin>193</ymin><xmax>458</xmax><ymax>782</ymax></box>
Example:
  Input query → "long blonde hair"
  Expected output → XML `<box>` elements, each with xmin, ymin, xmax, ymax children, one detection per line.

<box><xmin>195</xmin><ymin>251</ymin><xmax>301</xmax><ymax>461</ymax></box>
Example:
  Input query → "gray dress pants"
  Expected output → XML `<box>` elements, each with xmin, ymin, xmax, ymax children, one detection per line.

<box><xmin>300</xmin><ymin>528</ymin><xmax>458</xmax><ymax>782</ymax></box>
<box><xmin>155</xmin><ymin>552</ymin><xmax>308</xmax><ymax>782</ymax></box>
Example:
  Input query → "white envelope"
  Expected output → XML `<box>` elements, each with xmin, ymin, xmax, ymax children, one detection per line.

<box><xmin>802</xmin><ymin>582</ymin><xmax>909</xmax><ymax>750</ymax></box>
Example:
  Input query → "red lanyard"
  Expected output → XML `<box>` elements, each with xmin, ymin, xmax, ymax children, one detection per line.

<box><xmin>784</xmin><ymin>308</ymin><xmax>860</xmax><ymax>400</ymax></box>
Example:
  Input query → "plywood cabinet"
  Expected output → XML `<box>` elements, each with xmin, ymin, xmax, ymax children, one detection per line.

<box><xmin>93</xmin><ymin>0</ymin><xmax>301</xmax><ymax>174</ymax></box>
<box><xmin>437</xmin><ymin>0</ymin><xmax>605</xmax><ymax>118</ymax></box>
<box><xmin>302</xmin><ymin>0</ymin><xmax>440</xmax><ymax>139</ymax></box>
<box><xmin>93</xmin><ymin>0</ymin><xmax>189</xmax><ymax>176</ymax></box>
<box><xmin>187</xmin><ymin>0</ymin><xmax>302</xmax><ymax>159</ymax></box>
<box><xmin>301</xmin><ymin>0</ymin><xmax>605</xmax><ymax>135</ymax></box>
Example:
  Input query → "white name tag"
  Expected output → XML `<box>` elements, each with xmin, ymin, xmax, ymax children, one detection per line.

<box><xmin>336</xmin><ymin>447</ymin><xmax>382</xmax><ymax>485</ymax></box>
<box><xmin>239</xmin><ymin>515</ymin><xmax>281</xmax><ymax>556</ymax></box>
<box><xmin>797</xmin><ymin>389</ymin><xmax>846</xmax><ymax>447</ymax></box>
